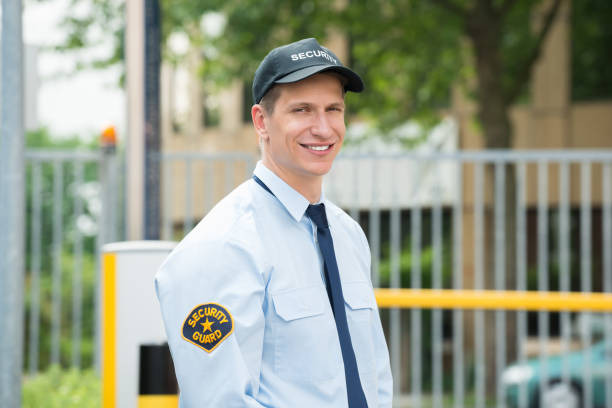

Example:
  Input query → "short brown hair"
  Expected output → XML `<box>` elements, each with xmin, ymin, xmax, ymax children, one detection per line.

<box><xmin>259</xmin><ymin>72</ymin><xmax>347</xmax><ymax>114</ymax></box>
<box><xmin>259</xmin><ymin>85</ymin><xmax>282</xmax><ymax>114</ymax></box>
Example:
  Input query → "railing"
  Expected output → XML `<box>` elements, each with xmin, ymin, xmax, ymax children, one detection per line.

<box><xmin>23</xmin><ymin>148</ymin><xmax>119</xmax><ymax>373</ymax></box>
<box><xmin>160</xmin><ymin>149</ymin><xmax>612</xmax><ymax>407</ymax></box>
<box><xmin>22</xmin><ymin>148</ymin><xmax>612</xmax><ymax>407</ymax></box>
<box><xmin>326</xmin><ymin>151</ymin><xmax>612</xmax><ymax>407</ymax></box>
<box><xmin>160</xmin><ymin>152</ymin><xmax>256</xmax><ymax>238</ymax></box>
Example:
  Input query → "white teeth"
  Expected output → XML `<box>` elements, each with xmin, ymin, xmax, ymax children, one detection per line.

<box><xmin>307</xmin><ymin>145</ymin><xmax>330</xmax><ymax>151</ymax></box>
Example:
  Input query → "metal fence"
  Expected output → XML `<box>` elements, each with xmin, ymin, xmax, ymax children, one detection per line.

<box><xmin>23</xmin><ymin>148</ymin><xmax>119</xmax><ymax>373</ymax></box>
<box><xmin>23</xmin><ymin>148</ymin><xmax>612</xmax><ymax>407</ymax></box>
<box><xmin>326</xmin><ymin>151</ymin><xmax>612</xmax><ymax>408</ymax></box>
<box><xmin>160</xmin><ymin>149</ymin><xmax>612</xmax><ymax>407</ymax></box>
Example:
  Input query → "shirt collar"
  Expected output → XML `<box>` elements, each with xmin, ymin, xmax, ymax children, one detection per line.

<box><xmin>253</xmin><ymin>161</ymin><xmax>325</xmax><ymax>222</ymax></box>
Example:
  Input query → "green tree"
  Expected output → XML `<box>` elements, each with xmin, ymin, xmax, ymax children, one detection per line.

<box><xmin>51</xmin><ymin>0</ymin><xmax>612</xmax><ymax>144</ymax></box>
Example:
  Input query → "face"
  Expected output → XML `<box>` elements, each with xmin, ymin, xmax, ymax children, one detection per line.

<box><xmin>252</xmin><ymin>73</ymin><xmax>346</xmax><ymax>192</ymax></box>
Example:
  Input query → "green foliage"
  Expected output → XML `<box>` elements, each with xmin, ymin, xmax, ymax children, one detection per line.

<box><xmin>26</xmin><ymin>127</ymin><xmax>98</xmax><ymax>149</ymax></box>
<box><xmin>341</xmin><ymin>1</ymin><xmax>464</xmax><ymax>129</ymax></box>
<box><xmin>22</xmin><ymin>366</ymin><xmax>101</xmax><ymax>408</ymax></box>
<box><xmin>24</xmin><ymin>250</ymin><xmax>98</xmax><ymax>368</ymax></box>
<box><xmin>48</xmin><ymin>0</ymin><xmax>612</xmax><ymax>142</ymax></box>
<box><xmin>379</xmin><ymin>244</ymin><xmax>453</xmax><ymax>290</ymax></box>
<box><xmin>375</xmin><ymin>209</ymin><xmax>453</xmax><ymax>289</ymax></box>
<box><xmin>571</xmin><ymin>0</ymin><xmax>612</xmax><ymax>101</ymax></box>
<box><xmin>53</xmin><ymin>0</ymin><xmax>125</xmax><ymax>75</ymax></box>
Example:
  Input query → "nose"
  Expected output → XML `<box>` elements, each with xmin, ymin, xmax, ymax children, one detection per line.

<box><xmin>311</xmin><ymin>112</ymin><xmax>335</xmax><ymax>139</ymax></box>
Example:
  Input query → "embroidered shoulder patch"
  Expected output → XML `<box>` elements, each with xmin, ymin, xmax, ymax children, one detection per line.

<box><xmin>181</xmin><ymin>303</ymin><xmax>234</xmax><ymax>353</ymax></box>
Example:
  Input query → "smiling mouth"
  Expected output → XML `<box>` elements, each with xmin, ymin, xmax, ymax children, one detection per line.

<box><xmin>301</xmin><ymin>144</ymin><xmax>333</xmax><ymax>151</ymax></box>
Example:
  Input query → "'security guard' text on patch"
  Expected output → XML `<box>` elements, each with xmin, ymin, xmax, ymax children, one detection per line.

<box><xmin>182</xmin><ymin>303</ymin><xmax>234</xmax><ymax>353</ymax></box>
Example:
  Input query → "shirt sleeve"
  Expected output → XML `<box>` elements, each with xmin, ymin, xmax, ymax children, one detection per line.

<box><xmin>371</xmin><ymin>302</ymin><xmax>393</xmax><ymax>407</ymax></box>
<box><xmin>155</xmin><ymin>237</ymin><xmax>267</xmax><ymax>408</ymax></box>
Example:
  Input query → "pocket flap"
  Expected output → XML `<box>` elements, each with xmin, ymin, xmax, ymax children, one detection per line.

<box><xmin>272</xmin><ymin>286</ymin><xmax>325</xmax><ymax>321</ymax></box>
<box><xmin>343</xmin><ymin>281</ymin><xmax>376</xmax><ymax>310</ymax></box>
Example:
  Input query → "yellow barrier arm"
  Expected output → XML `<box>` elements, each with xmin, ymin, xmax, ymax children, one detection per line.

<box><xmin>374</xmin><ymin>289</ymin><xmax>612</xmax><ymax>312</ymax></box>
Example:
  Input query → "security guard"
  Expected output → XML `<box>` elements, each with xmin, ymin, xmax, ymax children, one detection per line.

<box><xmin>156</xmin><ymin>37</ymin><xmax>393</xmax><ymax>407</ymax></box>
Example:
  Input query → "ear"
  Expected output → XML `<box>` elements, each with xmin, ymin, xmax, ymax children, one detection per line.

<box><xmin>251</xmin><ymin>104</ymin><xmax>270</xmax><ymax>142</ymax></box>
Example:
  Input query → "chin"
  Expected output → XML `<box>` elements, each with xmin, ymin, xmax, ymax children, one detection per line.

<box><xmin>304</xmin><ymin>163</ymin><xmax>333</xmax><ymax>177</ymax></box>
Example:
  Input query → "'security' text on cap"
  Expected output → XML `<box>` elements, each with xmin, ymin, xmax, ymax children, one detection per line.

<box><xmin>252</xmin><ymin>37</ymin><xmax>364</xmax><ymax>104</ymax></box>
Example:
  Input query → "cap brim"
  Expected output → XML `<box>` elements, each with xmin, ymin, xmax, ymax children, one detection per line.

<box><xmin>274</xmin><ymin>64</ymin><xmax>364</xmax><ymax>93</ymax></box>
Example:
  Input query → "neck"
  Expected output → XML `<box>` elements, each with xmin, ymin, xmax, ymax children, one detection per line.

<box><xmin>261</xmin><ymin>158</ymin><xmax>323</xmax><ymax>203</ymax></box>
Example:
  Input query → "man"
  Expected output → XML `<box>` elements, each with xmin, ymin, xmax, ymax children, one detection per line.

<box><xmin>156</xmin><ymin>37</ymin><xmax>393</xmax><ymax>407</ymax></box>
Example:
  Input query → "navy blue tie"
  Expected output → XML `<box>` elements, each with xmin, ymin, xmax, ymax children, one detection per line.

<box><xmin>306</xmin><ymin>203</ymin><xmax>368</xmax><ymax>408</ymax></box>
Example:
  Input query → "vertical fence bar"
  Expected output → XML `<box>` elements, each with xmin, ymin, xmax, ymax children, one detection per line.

<box><xmin>71</xmin><ymin>161</ymin><xmax>84</xmax><ymax>368</ymax></box>
<box><xmin>537</xmin><ymin>161</ymin><xmax>549</xmax><ymax>408</ymax></box>
<box><xmin>580</xmin><ymin>161</ymin><xmax>593</xmax><ymax>408</ymax></box>
<box><xmin>516</xmin><ymin>161</ymin><xmax>528</xmax><ymax>408</ymax></box>
<box><xmin>411</xmin><ymin>176</ymin><xmax>422</xmax><ymax>407</ymax></box>
<box><xmin>369</xmin><ymin>158</ymin><xmax>381</xmax><ymax>287</ymax></box>
<box><xmin>51</xmin><ymin>160</ymin><xmax>64</xmax><ymax>366</ymax></box>
<box><xmin>432</xmin><ymin>160</ymin><xmax>443</xmax><ymax>408</ymax></box>
<box><xmin>350</xmin><ymin>158</ymin><xmax>360</xmax><ymax>222</ymax></box>
<box><xmin>100</xmin><ymin>147</ymin><xmax>115</xmax><ymax>245</ymax></box>
<box><xmin>453</xmin><ymin>160</ymin><xmax>464</xmax><ymax>408</ymax></box>
<box><xmin>163</xmin><ymin>158</ymin><xmax>173</xmax><ymax>240</ymax></box>
<box><xmin>95</xmin><ymin>147</ymin><xmax>113</xmax><ymax>371</ymax></box>
<box><xmin>494</xmin><ymin>161</ymin><xmax>506</xmax><ymax>408</ymax></box>
<box><xmin>225</xmin><ymin>157</ymin><xmax>235</xmax><ymax>194</ymax></box>
<box><xmin>94</xmin><ymin>172</ymin><xmax>101</xmax><ymax>372</ymax></box>
<box><xmin>28</xmin><ymin>162</ymin><xmax>43</xmax><ymax>374</ymax></box>
<box><xmin>559</xmin><ymin>161</ymin><xmax>571</xmax><ymax>387</ymax></box>
<box><xmin>474</xmin><ymin>161</ymin><xmax>485</xmax><ymax>408</ymax></box>
<box><xmin>118</xmin><ymin>150</ymin><xmax>126</xmax><ymax>241</ymax></box>
<box><xmin>108</xmin><ymin>148</ymin><xmax>118</xmax><ymax>243</ymax></box>
<box><xmin>184</xmin><ymin>158</ymin><xmax>193</xmax><ymax>235</ymax></box>
<box><xmin>602</xmin><ymin>162</ymin><xmax>612</xmax><ymax>408</ymax></box>
<box><xmin>245</xmin><ymin>156</ymin><xmax>255</xmax><ymax>180</ymax></box>
<box><xmin>327</xmin><ymin>159</ymin><xmax>340</xmax><ymax>203</ymax></box>
<box><xmin>389</xmin><ymin>157</ymin><xmax>402</xmax><ymax>397</ymax></box>
<box><xmin>205</xmin><ymin>159</ymin><xmax>214</xmax><ymax>217</ymax></box>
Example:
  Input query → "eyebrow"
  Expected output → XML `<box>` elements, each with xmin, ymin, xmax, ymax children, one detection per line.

<box><xmin>285</xmin><ymin>101</ymin><xmax>345</xmax><ymax>110</ymax></box>
<box><xmin>327</xmin><ymin>101</ymin><xmax>345</xmax><ymax>109</ymax></box>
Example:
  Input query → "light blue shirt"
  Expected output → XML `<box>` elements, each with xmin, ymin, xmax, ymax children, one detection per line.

<box><xmin>155</xmin><ymin>162</ymin><xmax>393</xmax><ymax>407</ymax></box>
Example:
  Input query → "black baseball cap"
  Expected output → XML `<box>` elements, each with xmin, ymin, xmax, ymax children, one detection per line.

<box><xmin>252</xmin><ymin>37</ymin><xmax>364</xmax><ymax>104</ymax></box>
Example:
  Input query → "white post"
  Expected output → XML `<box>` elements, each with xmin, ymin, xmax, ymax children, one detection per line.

<box><xmin>126</xmin><ymin>0</ymin><xmax>145</xmax><ymax>240</ymax></box>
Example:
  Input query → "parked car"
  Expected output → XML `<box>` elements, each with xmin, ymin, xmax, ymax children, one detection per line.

<box><xmin>502</xmin><ymin>340</ymin><xmax>612</xmax><ymax>407</ymax></box>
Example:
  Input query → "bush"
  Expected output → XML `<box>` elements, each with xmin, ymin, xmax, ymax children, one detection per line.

<box><xmin>22</xmin><ymin>366</ymin><xmax>101</xmax><ymax>408</ymax></box>
<box><xmin>24</xmin><ymin>250</ymin><xmax>98</xmax><ymax>369</ymax></box>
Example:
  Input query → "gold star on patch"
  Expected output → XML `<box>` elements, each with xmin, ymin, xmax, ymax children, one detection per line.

<box><xmin>200</xmin><ymin>318</ymin><xmax>214</xmax><ymax>333</ymax></box>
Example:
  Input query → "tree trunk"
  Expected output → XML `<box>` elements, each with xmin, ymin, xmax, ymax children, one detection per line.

<box><xmin>467</xmin><ymin>3</ymin><xmax>518</xmax><ymax>392</ymax></box>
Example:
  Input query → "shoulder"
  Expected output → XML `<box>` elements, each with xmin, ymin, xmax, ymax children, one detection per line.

<box><xmin>325</xmin><ymin>200</ymin><xmax>372</xmax><ymax>281</ymax></box>
<box><xmin>157</xmin><ymin>181</ymin><xmax>266</xmax><ymax>285</ymax></box>
<box><xmin>325</xmin><ymin>200</ymin><xmax>368</xmax><ymax>248</ymax></box>
<box><xmin>179</xmin><ymin>182</ymin><xmax>256</xmax><ymax>244</ymax></box>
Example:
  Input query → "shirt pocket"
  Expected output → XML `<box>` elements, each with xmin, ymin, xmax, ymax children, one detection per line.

<box><xmin>343</xmin><ymin>281</ymin><xmax>377</xmax><ymax>375</ymax></box>
<box><xmin>272</xmin><ymin>285</ymin><xmax>342</xmax><ymax>382</ymax></box>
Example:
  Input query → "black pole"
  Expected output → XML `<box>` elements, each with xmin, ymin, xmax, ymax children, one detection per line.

<box><xmin>139</xmin><ymin>343</ymin><xmax>178</xmax><ymax>396</ymax></box>
<box><xmin>144</xmin><ymin>0</ymin><xmax>161</xmax><ymax>239</ymax></box>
